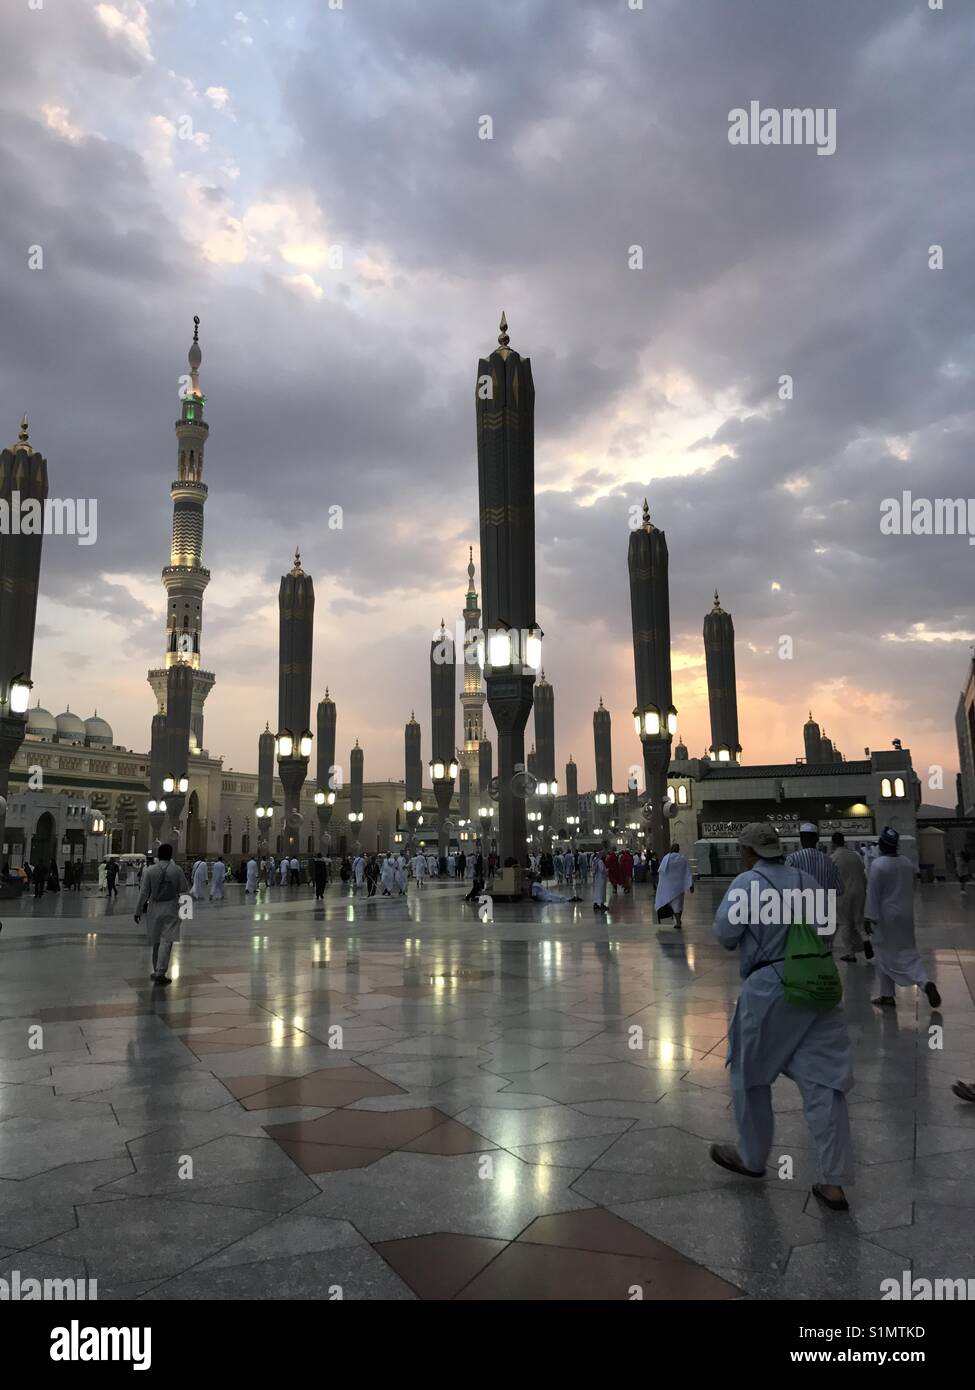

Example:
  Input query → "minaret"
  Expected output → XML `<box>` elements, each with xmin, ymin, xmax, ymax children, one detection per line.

<box><xmin>430</xmin><ymin>618</ymin><xmax>457</xmax><ymax>859</ymax></box>
<box><xmin>404</xmin><ymin>710</ymin><xmax>422</xmax><ymax>845</ymax></box>
<box><xmin>147</xmin><ymin>317</ymin><xmax>215</xmax><ymax>752</ymax></box>
<box><xmin>316</xmin><ymin>692</ymin><xmax>336</xmax><ymax>848</ymax></box>
<box><xmin>459</xmin><ymin>547</ymin><xmax>487</xmax><ymax>797</ymax></box>
<box><xmin>804</xmin><ymin>711</ymin><xmax>822</xmax><ymax>764</ymax></box>
<box><xmin>703</xmin><ymin>590</ymin><xmax>741</xmax><ymax>762</ymax></box>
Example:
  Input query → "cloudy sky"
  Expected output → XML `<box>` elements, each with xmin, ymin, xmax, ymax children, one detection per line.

<box><xmin>4</xmin><ymin>0</ymin><xmax>972</xmax><ymax>802</ymax></box>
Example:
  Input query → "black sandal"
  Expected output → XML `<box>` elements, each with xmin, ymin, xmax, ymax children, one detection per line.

<box><xmin>812</xmin><ymin>1184</ymin><xmax>849</xmax><ymax>1212</ymax></box>
<box><xmin>708</xmin><ymin>1143</ymin><xmax>764</xmax><ymax>1178</ymax></box>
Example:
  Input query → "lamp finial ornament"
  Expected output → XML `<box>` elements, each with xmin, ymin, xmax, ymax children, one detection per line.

<box><xmin>498</xmin><ymin>311</ymin><xmax>509</xmax><ymax>350</ymax></box>
<box><xmin>290</xmin><ymin>547</ymin><xmax>303</xmax><ymax>576</ymax></box>
<box><xmin>13</xmin><ymin>414</ymin><xmax>30</xmax><ymax>452</ymax></box>
<box><xmin>642</xmin><ymin>498</ymin><xmax>652</xmax><ymax>530</ymax></box>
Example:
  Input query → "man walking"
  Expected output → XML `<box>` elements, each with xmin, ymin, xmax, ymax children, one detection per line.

<box><xmin>655</xmin><ymin>843</ymin><xmax>693</xmax><ymax>928</ymax></box>
<box><xmin>134</xmin><ymin>843</ymin><xmax>188</xmax><ymax>986</ymax></box>
<box><xmin>866</xmin><ymin>826</ymin><xmax>941</xmax><ymax>1010</ymax></box>
<box><xmin>105</xmin><ymin>857</ymin><xmax>119</xmax><ymax>898</ymax></box>
<box><xmin>709</xmin><ymin>823</ymin><xmax>855</xmax><ymax>1213</ymax></box>
<box><xmin>830</xmin><ymin>832</ymin><xmax>870</xmax><ymax>963</ymax></box>
<box><xmin>313</xmin><ymin>851</ymin><xmax>328</xmax><ymax>901</ymax></box>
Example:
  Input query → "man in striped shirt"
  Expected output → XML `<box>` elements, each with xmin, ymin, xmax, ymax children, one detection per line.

<box><xmin>786</xmin><ymin>824</ymin><xmax>844</xmax><ymax>934</ymax></box>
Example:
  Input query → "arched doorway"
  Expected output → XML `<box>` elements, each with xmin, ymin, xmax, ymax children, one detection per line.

<box><xmin>185</xmin><ymin>791</ymin><xmax>204</xmax><ymax>856</ymax></box>
<box><xmin>30</xmin><ymin>811</ymin><xmax>56</xmax><ymax>867</ymax></box>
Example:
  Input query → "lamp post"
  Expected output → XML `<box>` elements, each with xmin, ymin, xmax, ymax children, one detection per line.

<box><xmin>565</xmin><ymin>756</ymin><xmax>579</xmax><ymax>843</ymax></box>
<box><xmin>146</xmin><ymin>712</ymin><xmax>168</xmax><ymax>848</ymax></box>
<box><xmin>316</xmin><ymin>690</ymin><xmax>336</xmax><ymax>853</ymax></box>
<box><xmin>593</xmin><ymin>698</ymin><xmax>613</xmax><ymax>837</ymax></box>
<box><xmin>404</xmin><ymin>710</ymin><xmax>422</xmax><ymax>851</ymax></box>
<box><xmin>533</xmin><ymin>671</ymin><xmax>558</xmax><ymax>849</ymax></box>
<box><xmin>629</xmin><ymin>500</ymin><xmax>676</xmax><ymax>860</ymax></box>
<box><xmin>348</xmin><ymin>740</ymin><xmax>364</xmax><ymax>852</ymax></box>
<box><xmin>163</xmin><ymin>662</ymin><xmax>193</xmax><ymax>851</ymax></box>
<box><xmin>277</xmin><ymin>548</ymin><xmax>314</xmax><ymax>858</ymax></box>
<box><xmin>476</xmin><ymin>314</ymin><xmax>539</xmax><ymax>890</ymax></box>
<box><xmin>0</xmin><ymin>417</ymin><xmax>47</xmax><ymax>866</ymax></box>
<box><xmin>253</xmin><ymin>722</ymin><xmax>276</xmax><ymax>856</ymax></box>
<box><xmin>430</xmin><ymin>619</ymin><xmax>457</xmax><ymax>862</ymax></box>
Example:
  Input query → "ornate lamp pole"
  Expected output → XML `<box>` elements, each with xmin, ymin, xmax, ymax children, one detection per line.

<box><xmin>404</xmin><ymin>711</ymin><xmax>422</xmax><ymax>851</ymax></box>
<box><xmin>704</xmin><ymin>591</ymin><xmax>741</xmax><ymax>762</ymax></box>
<box><xmin>0</xmin><ymin>418</ymin><xmax>47</xmax><ymax>870</ymax></box>
<box><xmin>254</xmin><ymin>723</ymin><xmax>275</xmax><ymax>855</ymax></box>
<box><xmin>533</xmin><ymin>671</ymin><xmax>558</xmax><ymax>847</ymax></box>
<box><xmin>348</xmin><ymin>740</ymin><xmax>364</xmax><ymax>851</ymax></box>
<box><xmin>315</xmin><ymin>690</ymin><xmax>336</xmax><ymax>852</ymax></box>
<box><xmin>476</xmin><ymin>314</ymin><xmax>540</xmax><ymax>890</ymax></box>
<box><xmin>146</xmin><ymin>713</ymin><xmax>168</xmax><ymax>848</ymax></box>
<box><xmin>430</xmin><ymin>620</ymin><xmax>457</xmax><ymax>861</ymax></box>
<box><xmin>628</xmin><ymin>500</ymin><xmax>676</xmax><ymax>859</ymax></box>
<box><xmin>593</xmin><ymin>697</ymin><xmax>614</xmax><ymax>837</ymax></box>
<box><xmin>162</xmin><ymin>663</ymin><xmax>193</xmax><ymax>851</ymax></box>
<box><xmin>277</xmin><ymin>549</ymin><xmax>314</xmax><ymax>858</ymax></box>
<box><xmin>565</xmin><ymin>756</ymin><xmax>580</xmax><ymax>840</ymax></box>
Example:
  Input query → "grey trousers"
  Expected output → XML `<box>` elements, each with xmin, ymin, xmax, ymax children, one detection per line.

<box><xmin>734</xmin><ymin>1077</ymin><xmax>854</xmax><ymax>1186</ymax></box>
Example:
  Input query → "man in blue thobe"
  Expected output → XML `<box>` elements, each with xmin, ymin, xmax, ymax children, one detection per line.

<box><xmin>709</xmin><ymin>822</ymin><xmax>855</xmax><ymax>1212</ymax></box>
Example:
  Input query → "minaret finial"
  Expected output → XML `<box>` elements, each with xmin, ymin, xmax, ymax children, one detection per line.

<box><xmin>498</xmin><ymin>311</ymin><xmax>509</xmax><ymax>350</ymax></box>
<box><xmin>324</xmin><ymin>686</ymin><xmax>330</xmax><ymax>700</ymax></box>
<box><xmin>713</xmin><ymin>589</ymin><xmax>721</xmax><ymax>610</ymax></box>
<box><xmin>188</xmin><ymin>316</ymin><xmax>202</xmax><ymax>395</ymax></box>
<box><xmin>642</xmin><ymin>497</ymin><xmax>652</xmax><ymax>530</ymax></box>
<box><xmin>193</xmin><ymin>314</ymin><xmax>200</xmax><ymax>342</ymax></box>
<box><xmin>290</xmin><ymin>547</ymin><xmax>304</xmax><ymax>576</ymax></box>
<box><xmin>13</xmin><ymin>414</ymin><xmax>31</xmax><ymax>452</ymax></box>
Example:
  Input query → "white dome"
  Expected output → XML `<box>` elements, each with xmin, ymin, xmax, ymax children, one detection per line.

<box><xmin>27</xmin><ymin>703</ymin><xmax>57</xmax><ymax>737</ymax></box>
<box><xmin>56</xmin><ymin>707</ymin><xmax>86</xmax><ymax>740</ymax></box>
<box><xmin>84</xmin><ymin>713</ymin><xmax>113</xmax><ymax>746</ymax></box>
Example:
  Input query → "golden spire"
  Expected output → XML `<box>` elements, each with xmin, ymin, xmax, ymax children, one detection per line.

<box><xmin>467</xmin><ymin>545</ymin><xmax>475</xmax><ymax>588</ymax></box>
<box><xmin>642</xmin><ymin>498</ymin><xmax>654</xmax><ymax>531</ymax></box>
<box><xmin>290</xmin><ymin>547</ymin><xmax>303</xmax><ymax>576</ymax></box>
<box><xmin>497</xmin><ymin>310</ymin><xmax>512</xmax><ymax>360</ymax></box>
<box><xmin>324</xmin><ymin>686</ymin><xmax>331</xmax><ymax>701</ymax></box>
<box><xmin>188</xmin><ymin>315</ymin><xmax>202</xmax><ymax>396</ymax></box>
<box><xmin>713</xmin><ymin>589</ymin><xmax>722</xmax><ymax>610</ymax></box>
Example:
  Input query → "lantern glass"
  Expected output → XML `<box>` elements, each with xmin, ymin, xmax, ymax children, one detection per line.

<box><xmin>488</xmin><ymin>631</ymin><xmax>511</xmax><ymax>667</ymax></box>
<box><xmin>147</xmin><ymin>799</ymin><xmax>157</xmax><ymax>813</ymax></box>
<box><xmin>158</xmin><ymin>800</ymin><xmax>167</xmax><ymax>813</ymax></box>
<box><xmin>646</xmin><ymin>710</ymin><xmax>661</xmax><ymax>736</ymax></box>
<box><xmin>162</xmin><ymin>776</ymin><xmax>175</xmax><ymax>794</ymax></box>
<box><xmin>634</xmin><ymin>714</ymin><xmax>642</xmax><ymax>735</ymax></box>
<box><xmin>449</xmin><ymin>760</ymin><xmax>458</xmax><ymax>779</ymax></box>
<box><xmin>667</xmin><ymin>708</ymin><xmax>678</xmax><ymax>736</ymax></box>
<box><xmin>277</xmin><ymin>733</ymin><xmax>293</xmax><ymax>758</ymax></box>
<box><xmin>10</xmin><ymin>679</ymin><xmax>31</xmax><ymax>714</ymax></box>
<box><xmin>178</xmin><ymin>776</ymin><xmax>189</xmax><ymax>794</ymax></box>
<box><xmin>432</xmin><ymin>760</ymin><xmax>445</xmax><ymax>780</ymax></box>
<box><xmin>525</xmin><ymin>632</ymin><xmax>542</xmax><ymax>671</ymax></box>
<box><xmin>299</xmin><ymin>733</ymin><xmax>313</xmax><ymax>757</ymax></box>
<box><xmin>314</xmin><ymin>791</ymin><xmax>325</xmax><ymax>805</ymax></box>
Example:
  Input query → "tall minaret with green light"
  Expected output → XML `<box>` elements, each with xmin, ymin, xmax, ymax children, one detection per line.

<box><xmin>459</xmin><ymin>546</ymin><xmax>487</xmax><ymax>799</ymax></box>
<box><xmin>147</xmin><ymin>317</ymin><xmax>215</xmax><ymax>753</ymax></box>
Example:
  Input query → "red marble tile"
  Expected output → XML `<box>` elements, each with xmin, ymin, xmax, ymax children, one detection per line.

<box><xmin>374</xmin><ymin>1233</ymin><xmax>508</xmax><ymax>1300</ymax></box>
<box><xmin>265</xmin><ymin>1105</ymin><xmax>445</xmax><ymax>1149</ymax></box>
<box><xmin>517</xmin><ymin>1209</ymin><xmax>693</xmax><ymax>1261</ymax></box>
<box><xmin>218</xmin><ymin>1073</ymin><xmax>297</xmax><ymax>1101</ymax></box>
<box><xmin>456</xmin><ymin>1242</ymin><xmax>743</xmax><ymax>1300</ymax></box>
<box><xmin>240</xmin><ymin>1065</ymin><xmax>404</xmax><ymax>1110</ymax></box>
<box><xmin>273</xmin><ymin>1138</ymin><xmax>386</xmax><ymax>1175</ymax></box>
<box><xmin>400</xmin><ymin>1119</ymin><xmax>497</xmax><ymax>1156</ymax></box>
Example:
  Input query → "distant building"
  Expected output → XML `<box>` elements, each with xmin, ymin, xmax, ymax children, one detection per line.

<box><xmin>955</xmin><ymin>656</ymin><xmax>975</xmax><ymax>815</ymax></box>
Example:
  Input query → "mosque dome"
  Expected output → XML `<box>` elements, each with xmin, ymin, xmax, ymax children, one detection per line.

<box><xmin>55</xmin><ymin>707</ymin><xmax>86</xmax><ymax>742</ymax></box>
<box><xmin>27</xmin><ymin>703</ymin><xmax>57</xmax><ymax>738</ymax></box>
<box><xmin>675</xmin><ymin>739</ymin><xmax>689</xmax><ymax>761</ymax></box>
<box><xmin>84</xmin><ymin>712</ymin><xmax>113</xmax><ymax>747</ymax></box>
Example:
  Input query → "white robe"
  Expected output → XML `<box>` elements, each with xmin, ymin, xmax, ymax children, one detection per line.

<box><xmin>714</xmin><ymin>862</ymin><xmax>852</xmax><ymax>1091</ymax></box>
<box><xmin>427</xmin><ymin>855</ymin><xmax>437</xmax><ymax>876</ymax></box>
<box><xmin>532</xmin><ymin>882</ymin><xmax>571</xmax><ymax>904</ymax></box>
<box><xmin>278</xmin><ymin>860</ymin><xmax>288</xmax><ymax>885</ymax></box>
<box><xmin>394</xmin><ymin>856</ymin><xmax>407</xmax><ymax>893</ymax></box>
<box><xmin>191</xmin><ymin>860</ymin><xmax>208</xmax><ymax>899</ymax></box>
<box><xmin>210</xmin><ymin>862</ymin><xmax>226</xmax><ymax>899</ymax></box>
<box><xmin>655</xmin><ymin>852</ymin><xmax>692</xmax><ymax>914</ymax></box>
<box><xmin>865</xmin><ymin>853</ymin><xmax>927</xmax><ymax>988</ymax></box>
<box><xmin>353</xmin><ymin>856</ymin><xmax>366</xmax><ymax>886</ymax></box>
<box><xmin>380</xmin><ymin>857</ymin><xmax>396</xmax><ymax>893</ymax></box>
<box><xmin>245</xmin><ymin>859</ymin><xmax>258</xmax><ymax>892</ymax></box>
<box><xmin>411</xmin><ymin>854</ymin><xmax>427</xmax><ymax>884</ymax></box>
<box><xmin>592</xmin><ymin>853</ymin><xmax>608</xmax><ymax>906</ymax></box>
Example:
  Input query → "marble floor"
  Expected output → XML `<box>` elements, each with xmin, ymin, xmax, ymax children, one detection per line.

<box><xmin>1</xmin><ymin>877</ymin><xmax>974</xmax><ymax>1300</ymax></box>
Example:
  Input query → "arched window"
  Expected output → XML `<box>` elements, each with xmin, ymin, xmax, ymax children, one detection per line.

<box><xmin>677</xmin><ymin>785</ymin><xmax>688</xmax><ymax>805</ymax></box>
<box><xmin>222</xmin><ymin>832</ymin><xmax>232</xmax><ymax>854</ymax></box>
<box><xmin>893</xmin><ymin>776</ymin><xmax>906</xmax><ymax>798</ymax></box>
<box><xmin>241</xmin><ymin>833</ymin><xmax>250</xmax><ymax>854</ymax></box>
<box><xmin>881</xmin><ymin>777</ymin><xmax>893</xmax><ymax>798</ymax></box>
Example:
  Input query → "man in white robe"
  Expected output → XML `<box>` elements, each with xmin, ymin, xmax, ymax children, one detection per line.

<box><xmin>865</xmin><ymin>826</ymin><xmax>941</xmax><ymax>1009</ymax></box>
<box><xmin>591</xmin><ymin>847</ymin><xmax>608</xmax><ymax>912</ymax></box>
<box><xmin>245</xmin><ymin>856</ymin><xmax>258</xmax><ymax>894</ymax></box>
<box><xmin>830</xmin><ymin>832</ymin><xmax>868</xmax><ymax>962</ymax></box>
<box><xmin>380</xmin><ymin>855</ymin><xmax>396</xmax><ymax>895</ymax></box>
<box><xmin>278</xmin><ymin>858</ymin><xmax>288</xmax><ymax>886</ymax></box>
<box><xmin>353</xmin><ymin>854</ymin><xmax>366</xmax><ymax>890</ymax></box>
<box><xmin>134</xmin><ymin>843</ymin><xmax>189</xmax><ymax>985</ymax></box>
<box><xmin>709</xmin><ymin>822</ymin><xmax>854</xmax><ymax>1212</ymax></box>
<box><xmin>191</xmin><ymin>858</ymin><xmax>208</xmax><ymax>900</ymax></box>
<box><xmin>426</xmin><ymin>853</ymin><xmax>437</xmax><ymax>877</ymax></box>
<box><xmin>265</xmin><ymin>855</ymin><xmax>275</xmax><ymax>886</ymax></box>
<box><xmin>394</xmin><ymin>854</ymin><xmax>408</xmax><ymax>894</ymax></box>
<box><xmin>210</xmin><ymin>856</ymin><xmax>226</xmax><ymax>900</ymax></box>
<box><xmin>655</xmin><ymin>843</ymin><xmax>693</xmax><ymax>927</ymax></box>
<box><xmin>411</xmin><ymin>851</ymin><xmax>427</xmax><ymax>888</ymax></box>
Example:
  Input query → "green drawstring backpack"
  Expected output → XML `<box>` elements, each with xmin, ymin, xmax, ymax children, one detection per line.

<box><xmin>751</xmin><ymin>869</ymin><xmax>843</xmax><ymax>1013</ymax></box>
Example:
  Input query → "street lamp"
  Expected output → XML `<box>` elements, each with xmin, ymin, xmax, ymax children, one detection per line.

<box><xmin>162</xmin><ymin>774</ymin><xmax>189</xmax><ymax>795</ymax></box>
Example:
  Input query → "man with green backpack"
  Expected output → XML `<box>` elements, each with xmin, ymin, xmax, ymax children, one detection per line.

<box><xmin>708</xmin><ymin>822</ymin><xmax>854</xmax><ymax>1212</ymax></box>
